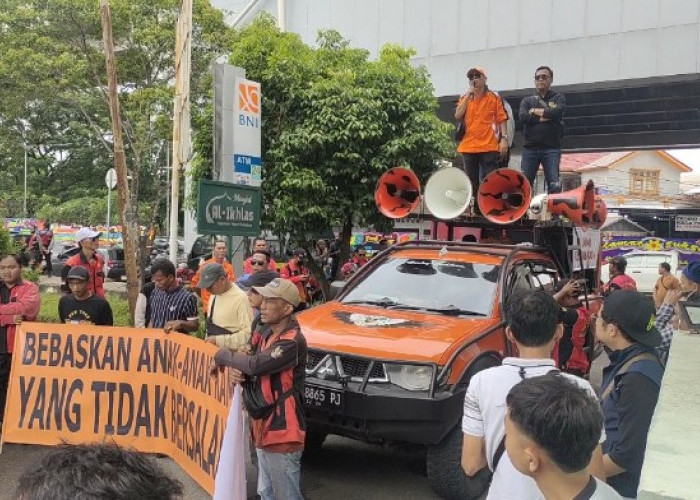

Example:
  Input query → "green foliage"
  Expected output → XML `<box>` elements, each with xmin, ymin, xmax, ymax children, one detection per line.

<box><xmin>21</xmin><ymin>267</ymin><xmax>42</xmax><ymax>284</ymax></box>
<box><xmin>192</xmin><ymin>15</ymin><xmax>452</xmax><ymax>246</ymax></box>
<box><xmin>0</xmin><ymin>0</ymin><xmax>234</xmax><ymax>227</ymax></box>
<box><xmin>38</xmin><ymin>292</ymin><xmax>131</xmax><ymax>326</ymax></box>
<box><xmin>0</xmin><ymin>226</ymin><xmax>18</xmax><ymax>256</ymax></box>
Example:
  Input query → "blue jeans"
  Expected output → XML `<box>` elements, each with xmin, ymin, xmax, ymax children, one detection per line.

<box><xmin>256</xmin><ymin>449</ymin><xmax>304</xmax><ymax>500</ymax></box>
<box><xmin>520</xmin><ymin>147</ymin><xmax>562</xmax><ymax>193</ymax></box>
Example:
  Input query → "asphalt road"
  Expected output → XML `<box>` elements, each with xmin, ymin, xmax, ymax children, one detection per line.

<box><xmin>0</xmin><ymin>435</ymin><xmax>440</xmax><ymax>500</ymax></box>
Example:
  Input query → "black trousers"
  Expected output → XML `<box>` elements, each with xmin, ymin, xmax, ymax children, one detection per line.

<box><xmin>0</xmin><ymin>352</ymin><xmax>11</xmax><ymax>422</ymax></box>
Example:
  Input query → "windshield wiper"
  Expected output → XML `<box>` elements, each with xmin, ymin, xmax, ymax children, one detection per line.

<box><xmin>388</xmin><ymin>304</ymin><xmax>486</xmax><ymax>316</ymax></box>
<box><xmin>344</xmin><ymin>297</ymin><xmax>398</xmax><ymax>308</ymax></box>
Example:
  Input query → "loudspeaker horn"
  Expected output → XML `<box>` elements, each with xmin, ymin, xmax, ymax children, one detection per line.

<box><xmin>424</xmin><ymin>167</ymin><xmax>473</xmax><ymax>220</ymax></box>
<box><xmin>375</xmin><ymin>167</ymin><xmax>421</xmax><ymax>219</ymax></box>
<box><xmin>547</xmin><ymin>180</ymin><xmax>596</xmax><ymax>227</ymax></box>
<box><xmin>590</xmin><ymin>196</ymin><xmax>607</xmax><ymax>229</ymax></box>
<box><xmin>477</xmin><ymin>169</ymin><xmax>532</xmax><ymax>224</ymax></box>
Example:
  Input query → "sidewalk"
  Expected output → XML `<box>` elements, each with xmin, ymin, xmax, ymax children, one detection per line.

<box><xmin>639</xmin><ymin>331</ymin><xmax>700</xmax><ymax>499</ymax></box>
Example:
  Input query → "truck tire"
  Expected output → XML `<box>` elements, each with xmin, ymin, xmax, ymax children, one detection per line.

<box><xmin>426</xmin><ymin>425</ymin><xmax>491</xmax><ymax>499</ymax></box>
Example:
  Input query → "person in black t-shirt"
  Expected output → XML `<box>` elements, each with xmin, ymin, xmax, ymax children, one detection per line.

<box><xmin>58</xmin><ymin>266</ymin><xmax>113</xmax><ymax>326</ymax></box>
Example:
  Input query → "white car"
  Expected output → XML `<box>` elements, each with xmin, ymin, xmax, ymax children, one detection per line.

<box><xmin>602</xmin><ymin>250</ymin><xmax>681</xmax><ymax>294</ymax></box>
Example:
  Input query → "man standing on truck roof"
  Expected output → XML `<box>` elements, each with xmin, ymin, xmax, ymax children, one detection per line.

<box><xmin>461</xmin><ymin>291</ymin><xmax>605</xmax><ymax>499</ymax></box>
<box><xmin>603</xmin><ymin>256</ymin><xmax>636</xmax><ymax>295</ymax></box>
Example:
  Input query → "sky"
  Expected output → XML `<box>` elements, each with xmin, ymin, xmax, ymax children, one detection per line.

<box><xmin>668</xmin><ymin>149</ymin><xmax>700</xmax><ymax>172</ymax></box>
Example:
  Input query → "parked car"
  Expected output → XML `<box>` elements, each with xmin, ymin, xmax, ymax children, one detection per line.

<box><xmin>98</xmin><ymin>247</ymin><xmax>126</xmax><ymax>281</ymax></box>
<box><xmin>602</xmin><ymin>250</ymin><xmax>680</xmax><ymax>294</ymax></box>
<box><xmin>51</xmin><ymin>244</ymin><xmax>80</xmax><ymax>278</ymax></box>
<box><xmin>295</xmin><ymin>221</ymin><xmax>600</xmax><ymax>499</ymax></box>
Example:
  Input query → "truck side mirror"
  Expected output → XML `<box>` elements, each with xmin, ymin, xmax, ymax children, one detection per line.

<box><xmin>329</xmin><ymin>280</ymin><xmax>346</xmax><ymax>300</ymax></box>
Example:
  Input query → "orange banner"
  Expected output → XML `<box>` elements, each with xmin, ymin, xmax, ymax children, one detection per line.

<box><xmin>0</xmin><ymin>323</ymin><xmax>232</xmax><ymax>496</ymax></box>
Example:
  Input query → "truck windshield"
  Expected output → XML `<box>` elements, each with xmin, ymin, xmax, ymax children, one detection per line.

<box><xmin>342</xmin><ymin>258</ymin><xmax>500</xmax><ymax>317</ymax></box>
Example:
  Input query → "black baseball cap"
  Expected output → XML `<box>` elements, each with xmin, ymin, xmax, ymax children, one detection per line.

<box><xmin>603</xmin><ymin>290</ymin><xmax>662</xmax><ymax>347</ymax></box>
<box><xmin>66</xmin><ymin>266</ymin><xmax>90</xmax><ymax>282</ymax></box>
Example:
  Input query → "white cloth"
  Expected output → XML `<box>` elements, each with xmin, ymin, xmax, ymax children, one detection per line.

<box><xmin>213</xmin><ymin>385</ymin><xmax>246</xmax><ymax>500</ymax></box>
<box><xmin>462</xmin><ymin>357</ymin><xmax>606</xmax><ymax>500</ymax></box>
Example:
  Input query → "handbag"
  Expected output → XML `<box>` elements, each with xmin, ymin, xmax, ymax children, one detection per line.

<box><xmin>242</xmin><ymin>376</ymin><xmax>295</xmax><ymax>419</ymax></box>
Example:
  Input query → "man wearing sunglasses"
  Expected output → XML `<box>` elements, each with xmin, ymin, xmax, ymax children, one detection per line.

<box><xmin>455</xmin><ymin>66</ymin><xmax>510</xmax><ymax>213</ymax></box>
<box><xmin>62</xmin><ymin>227</ymin><xmax>105</xmax><ymax>298</ymax></box>
<box><xmin>518</xmin><ymin>66</ymin><xmax>566</xmax><ymax>194</ymax></box>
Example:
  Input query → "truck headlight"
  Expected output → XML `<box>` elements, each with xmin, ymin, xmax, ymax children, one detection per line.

<box><xmin>385</xmin><ymin>364</ymin><xmax>433</xmax><ymax>391</ymax></box>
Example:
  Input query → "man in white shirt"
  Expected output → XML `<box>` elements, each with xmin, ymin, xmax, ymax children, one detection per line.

<box><xmin>461</xmin><ymin>290</ymin><xmax>605</xmax><ymax>499</ymax></box>
<box><xmin>505</xmin><ymin>373</ymin><xmax>621</xmax><ymax>500</ymax></box>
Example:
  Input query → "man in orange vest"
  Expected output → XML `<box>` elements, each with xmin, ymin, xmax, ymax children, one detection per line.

<box><xmin>191</xmin><ymin>239</ymin><xmax>235</xmax><ymax>316</ymax></box>
<box><xmin>211</xmin><ymin>278</ymin><xmax>307</xmax><ymax>500</ymax></box>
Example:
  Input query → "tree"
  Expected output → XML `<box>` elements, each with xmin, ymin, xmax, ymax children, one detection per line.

<box><xmin>192</xmin><ymin>15</ymin><xmax>452</xmax><ymax>293</ymax></box>
<box><xmin>0</xmin><ymin>0</ymin><xmax>233</xmax><ymax>233</ymax></box>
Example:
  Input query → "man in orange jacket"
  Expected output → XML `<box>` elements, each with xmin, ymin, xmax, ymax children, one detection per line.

<box><xmin>191</xmin><ymin>239</ymin><xmax>235</xmax><ymax>316</ymax></box>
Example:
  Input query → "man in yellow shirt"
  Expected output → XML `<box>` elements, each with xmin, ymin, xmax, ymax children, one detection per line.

<box><xmin>192</xmin><ymin>240</ymin><xmax>236</xmax><ymax>316</ymax></box>
<box><xmin>199</xmin><ymin>263</ymin><xmax>251</xmax><ymax>351</ymax></box>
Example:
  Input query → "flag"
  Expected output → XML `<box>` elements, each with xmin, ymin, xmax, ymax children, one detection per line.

<box><xmin>213</xmin><ymin>385</ymin><xmax>246</xmax><ymax>500</ymax></box>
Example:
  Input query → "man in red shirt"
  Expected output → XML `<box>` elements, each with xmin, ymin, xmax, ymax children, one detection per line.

<box><xmin>191</xmin><ymin>239</ymin><xmax>236</xmax><ymax>316</ymax></box>
<box><xmin>602</xmin><ymin>256</ymin><xmax>637</xmax><ymax>295</ymax></box>
<box><xmin>63</xmin><ymin>227</ymin><xmax>105</xmax><ymax>298</ymax></box>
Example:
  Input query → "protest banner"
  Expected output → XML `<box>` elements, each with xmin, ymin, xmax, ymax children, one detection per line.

<box><xmin>1</xmin><ymin>323</ymin><xmax>240</xmax><ymax>496</ymax></box>
<box><xmin>601</xmin><ymin>235</ymin><xmax>700</xmax><ymax>268</ymax></box>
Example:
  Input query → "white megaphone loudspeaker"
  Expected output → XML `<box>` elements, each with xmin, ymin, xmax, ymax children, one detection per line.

<box><xmin>374</xmin><ymin>167</ymin><xmax>421</xmax><ymax>219</ymax></box>
<box><xmin>424</xmin><ymin>167</ymin><xmax>473</xmax><ymax>220</ymax></box>
<box><xmin>477</xmin><ymin>169</ymin><xmax>532</xmax><ymax>224</ymax></box>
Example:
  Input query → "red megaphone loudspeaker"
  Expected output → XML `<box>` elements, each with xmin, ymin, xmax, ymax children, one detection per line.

<box><xmin>590</xmin><ymin>196</ymin><xmax>607</xmax><ymax>229</ymax></box>
<box><xmin>547</xmin><ymin>180</ymin><xmax>596</xmax><ymax>227</ymax></box>
<box><xmin>477</xmin><ymin>169</ymin><xmax>532</xmax><ymax>224</ymax></box>
<box><xmin>375</xmin><ymin>167</ymin><xmax>421</xmax><ymax>219</ymax></box>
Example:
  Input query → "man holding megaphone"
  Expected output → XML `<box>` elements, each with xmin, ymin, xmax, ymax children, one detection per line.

<box><xmin>455</xmin><ymin>66</ymin><xmax>510</xmax><ymax>214</ymax></box>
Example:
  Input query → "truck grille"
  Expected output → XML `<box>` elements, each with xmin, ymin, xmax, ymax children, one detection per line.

<box><xmin>306</xmin><ymin>350</ymin><xmax>387</xmax><ymax>381</ymax></box>
<box><xmin>339</xmin><ymin>356</ymin><xmax>385</xmax><ymax>379</ymax></box>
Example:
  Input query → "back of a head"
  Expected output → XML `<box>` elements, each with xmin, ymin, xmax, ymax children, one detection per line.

<box><xmin>17</xmin><ymin>443</ymin><xmax>182</xmax><ymax>500</ymax></box>
<box><xmin>611</xmin><ymin>255</ymin><xmax>627</xmax><ymax>273</ymax></box>
<box><xmin>505</xmin><ymin>290</ymin><xmax>560</xmax><ymax>347</ymax></box>
<box><xmin>506</xmin><ymin>372</ymin><xmax>603</xmax><ymax>473</ymax></box>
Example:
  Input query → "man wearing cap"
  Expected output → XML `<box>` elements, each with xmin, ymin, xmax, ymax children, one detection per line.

<box><xmin>210</xmin><ymin>278</ymin><xmax>307</xmax><ymax>500</ymax></box>
<box><xmin>595</xmin><ymin>290</ymin><xmax>665</xmax><ymax>498</ymax></box>
<box><xmin>58</xmin><ymin>266</ymin><xmax>113</xmax><ymax>326</ymax></box>
<box><xmin>62</xmin><ymin>227</ymin><xmax>105</xmax><ymax>298</ymax></box>
<box><xmin>518</xmin><ymin>66</ymin><xmax>566</xmax><ymax>194</ymax></box>
<box><xmin>198</xmin><ymin>262</ymin><xmax>252</xmax><ymax>350</ymax></box>
<box><xmin>602</xmin><ymin>256</ymin><xmax>637</xmax><ymax>295</ymax></box>
<box><xmin>455</xmin><ymin>66</ymin><xmax>509</xmax><ymax>211</ymax></box>
<box><xmin>191</xmin><ymin>240</ymin><xmax>236</xmax><ymax>317</ymax></box>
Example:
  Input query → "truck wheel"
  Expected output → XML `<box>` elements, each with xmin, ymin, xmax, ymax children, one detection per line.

<box><xmin>426</xmin><ymin>426</ymin><xmax>491</xmax><ymax>500</ymax></box>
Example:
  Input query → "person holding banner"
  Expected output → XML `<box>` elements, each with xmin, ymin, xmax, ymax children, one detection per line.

<box><xmin>149</xmin><ymin>259</ymin><xmax>199</xmax><ymax>334</ymax></box>
<box><xmin>58</xmin><ymin>266</ymin><xmax>114</xmax><ymax>326</ymax></box>
<box><xmin>198</xmin><ymin>262</ymin><xmax>252</xmax><ymax>350</ymax></box>
<box><xmin>0</xmin><ymin>253</ymin><xmax>40</xmax><ymax>424</ymax></box>
<box><xmin>211</xmin><ymin>278</ymin><xmax>308</xmax><ymax>500</ymax></box>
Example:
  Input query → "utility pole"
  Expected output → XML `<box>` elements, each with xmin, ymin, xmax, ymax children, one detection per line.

<box><xmin>169</xmin><ymin>0</ymin><xmax>192</xmax><ymax>265</ymax></box>
<box><xmin>100</xmin><ymin>0</ymin><xmax>140</xmax><ymax>319</ymax></box>
<box><xmin>23</xmin><ymin>148</ymin><xmax>28</xmax><ymax>217</ymax></box>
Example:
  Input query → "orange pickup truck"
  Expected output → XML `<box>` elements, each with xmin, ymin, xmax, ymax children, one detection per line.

<box><xmin>296</xmin><ymin>222</ymin><xmax>599</xmax><ymax>499</ymax></box>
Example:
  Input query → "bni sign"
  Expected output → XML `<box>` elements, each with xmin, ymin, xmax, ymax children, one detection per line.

<box><xmin>233</xmin><ymin>78</ymin><xmax>262</xmax><ymax>186</ymax></box>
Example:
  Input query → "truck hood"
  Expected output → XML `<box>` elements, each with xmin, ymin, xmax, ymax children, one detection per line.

<box><xmin>296</xmin><ymin>301</ymin><xmax>500</xmax><ymax>364</ymax></box>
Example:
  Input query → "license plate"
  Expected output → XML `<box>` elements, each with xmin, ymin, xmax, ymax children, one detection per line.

<box><xmin>303</xmin><ymin>384</ymin><xmax>344</xmax><ymax>411</ymax></box>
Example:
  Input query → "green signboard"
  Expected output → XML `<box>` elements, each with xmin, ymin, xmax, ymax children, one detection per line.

<box><xmin>197</xmin><ymin>180</ymin><xmax>261</xmax><ymax>236</ymax></box>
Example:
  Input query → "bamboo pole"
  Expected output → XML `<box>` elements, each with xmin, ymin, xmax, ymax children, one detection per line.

<box><xmin>169</xmin><ymin>0</ymin><xmax>193</xmax><ymax>265</ymax></box>
<box><xmin>99</xmin><ymin>0</ymin><xmax>140</xmax><ymax>319</ymax></box>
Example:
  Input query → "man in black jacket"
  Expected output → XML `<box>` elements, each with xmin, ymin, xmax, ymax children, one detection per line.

<box><xmin>518</xmin><ymin>66</ymin><xmax>566</xmax><ymax>194</ymax></box>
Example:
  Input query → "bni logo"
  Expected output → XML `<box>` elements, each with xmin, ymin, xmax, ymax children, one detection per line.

<box><xmin>238</xmin><ymin>83</ymin><xmax>260</xmax><ymax>114</ymax></box>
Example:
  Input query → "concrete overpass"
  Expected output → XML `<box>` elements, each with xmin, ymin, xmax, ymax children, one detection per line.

<box><xmin>215</xmin><ymin>0</ymin><xmax>700</xmax><ymax>151</ymax></box>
